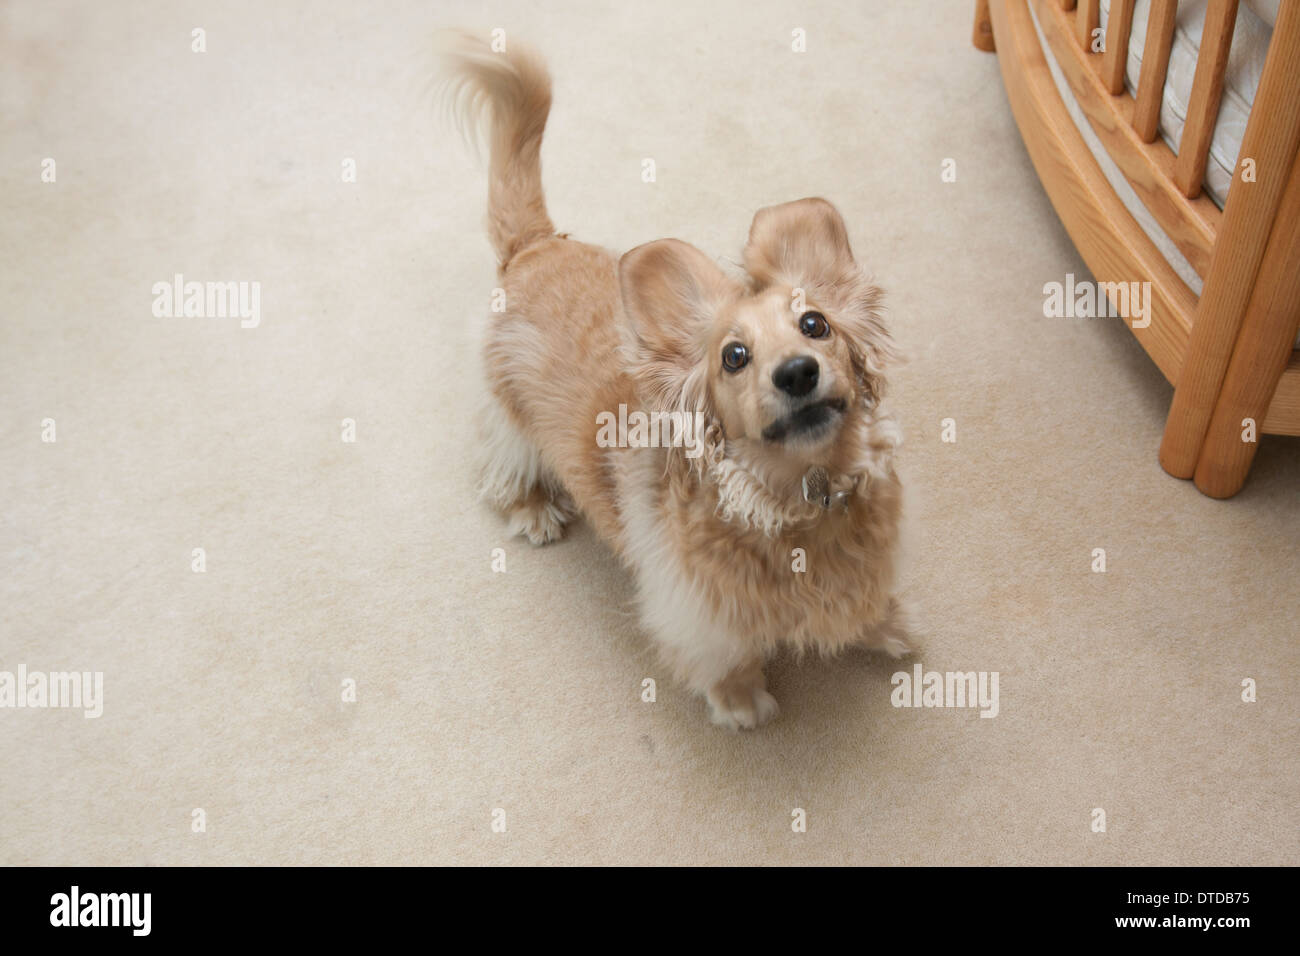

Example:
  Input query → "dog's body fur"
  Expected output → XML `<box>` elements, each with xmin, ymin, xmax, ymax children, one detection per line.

<box><xmin>443</xmin><ymin>34</ymin><xmax>908</xmax><ymax>729</ymax></box>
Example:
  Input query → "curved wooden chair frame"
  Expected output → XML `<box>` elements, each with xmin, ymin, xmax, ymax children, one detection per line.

<box><xmin>975</xmin><ymin>0</ymin><xmax>1300</xmax><ymax>497</ymax></box>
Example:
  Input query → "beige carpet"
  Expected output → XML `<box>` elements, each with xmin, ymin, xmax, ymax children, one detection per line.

<box><xmin>2</xmin><ymin>0</ymin><xmax>1297</xmax><ymax>866</ymax></box>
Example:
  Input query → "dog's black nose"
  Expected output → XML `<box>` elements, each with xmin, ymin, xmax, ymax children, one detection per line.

<box><xmin>773</xmin><ymin>356</ymin><xmax>819</xmax><ymax>398</ymax></box>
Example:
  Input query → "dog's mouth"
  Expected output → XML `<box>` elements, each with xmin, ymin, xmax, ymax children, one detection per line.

<box><xmin>761</xmin><ymin>397</ymin><xmax>847</xmax><ymax>444</ymax></box>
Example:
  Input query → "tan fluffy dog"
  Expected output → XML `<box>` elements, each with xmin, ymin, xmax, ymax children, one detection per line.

<box><xmin>442</xmin><ymin>33</ymin><xmax>909</xmax><ymax>729</ymax></box>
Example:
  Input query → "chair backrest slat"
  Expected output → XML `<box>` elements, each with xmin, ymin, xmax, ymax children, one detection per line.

<box><xmin>1103</xmin><ymin>0</ymin><xmax>1138</xmax><ymax>94</ymax></box>
<box><xmin>1174</xmin><ymin>0</ymin><xmax>1240</xmax><ymax>197</ymax></box>
<box><xmin>1077</xmin><ymin>0</ymin><xmax>1100</xmax><ymax>51</ymax></box>
<box><xmin>1134</xmin><ymin>0</ymin><xmax>1179</xmax><ymax>142</ymax></box>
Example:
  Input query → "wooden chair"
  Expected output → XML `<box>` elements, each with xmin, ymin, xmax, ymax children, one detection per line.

<box><xmin>975</xmin><ymin>0</ymin><xmax>1300</xmax><ymax>497</ymax></box>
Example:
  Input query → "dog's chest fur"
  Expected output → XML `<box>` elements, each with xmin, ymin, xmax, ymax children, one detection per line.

<box><xmin>618</xmin><ymin>449</ymin><xmax>901</xmax><ymax>655</ymax></box>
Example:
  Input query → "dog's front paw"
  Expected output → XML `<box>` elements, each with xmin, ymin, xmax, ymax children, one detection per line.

<box><xmin>706</xmin><ymin>672</ymin><xmax>779</xmax><ymax>731</ymax></box>
<box><xmin>871</xmin><ymin>631</ymin><xmax>913</xmax><ymax>658</ymax></box>
<box><xmin>859</xmin><ymin>597</ymin><xmax>913</xmax><ymax>658</ymax></box>
<box><xmin>507</xmin><ymin>494</ymin><xmax>573</xmax><ymax>546</ymax></box>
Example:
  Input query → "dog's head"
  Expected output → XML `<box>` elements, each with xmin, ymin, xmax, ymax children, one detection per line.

<box><xmin>619</xmin><ymin>198</ymin><xmax>895</xmax><ymax>474</ymax></box>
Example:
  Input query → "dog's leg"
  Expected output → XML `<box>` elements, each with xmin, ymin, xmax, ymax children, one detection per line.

<box><xmin>642</xmin><ymin>600</ymin><xmax>777</xmax><ymax>728</ymax></box>
<box><xmin>477</xmin><ymin>399</ymin><xmax>574</xmax><ymax>546</ymax></box>
<box><xmin>621</xmin><ymin>466</ymin><xmax>777</xmax><ymax>729</ymax></box>
<box><xmin>857</xmin><ymin>596</ymin><xmax>913</xmax><ymax>658</ymax></box>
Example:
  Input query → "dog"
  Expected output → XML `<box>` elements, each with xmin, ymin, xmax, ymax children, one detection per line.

<box><xmin>440</xmin><ymin>33</ymin><xmax>909</xmax><ymax>729</ymax></box>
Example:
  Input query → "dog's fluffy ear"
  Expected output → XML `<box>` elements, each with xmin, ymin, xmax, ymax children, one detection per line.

<box><xmin>746</xmin><ymin>197</ymin><xmax>898</xmax><ymax>396</ymax></box>
<box><xmin>619</xmin><ymin>239</ymin><xmax>735</xmax><ymax>410</ymax></box>
<box><xmin>743</xmin><ymin>197</ymin><xmax>856</xmax><ymax>291</ymax></box>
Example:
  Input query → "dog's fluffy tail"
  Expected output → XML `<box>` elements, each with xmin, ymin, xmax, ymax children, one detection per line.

<box><xmin>436</xmin><ymin>31</ymin><xmax>555</xmax><ymax>270</ymax></box>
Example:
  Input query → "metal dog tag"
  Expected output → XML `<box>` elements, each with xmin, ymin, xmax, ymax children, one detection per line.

<box><xmin>801</xmin><ymin>468</ymin><xmax>832</xmax><ymax>509</ymax></box>
<box><xmin>802</xmin><ymin>468</ymin><xmax>859</xmax><ymax>511</ymax></box>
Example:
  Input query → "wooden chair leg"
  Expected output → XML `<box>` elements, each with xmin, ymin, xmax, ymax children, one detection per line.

<box><xmin>1159</xmin><ymin>1</ymin><xmax>1300</xmax><ymax>478</ymax></box>
<box><xmin>973</xmin><ymin>0</ymin><xmax>996</xmax><ymax>51</ymax></box>
<box><xmin>1193</xmin><ymin>149</ymin><xmax>1300</xmax><ymax>497</ymax></box>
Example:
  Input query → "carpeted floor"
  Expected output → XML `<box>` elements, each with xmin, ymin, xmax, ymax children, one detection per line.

<box><xmin>2</xmin><ymin>0</ymin><xmax>1296</xmax><ymax>866</ymax></box>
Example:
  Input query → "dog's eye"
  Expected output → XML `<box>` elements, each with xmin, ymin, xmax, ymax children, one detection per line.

<box><xmin>721</xmin><ymin>342</ymin><xmax>750</xmax><ymax>372</ymax></box>
<box><xmin>799</xmin><ymin>311</ymin><xmax>830</xmax><ymax>338</ymax></box>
